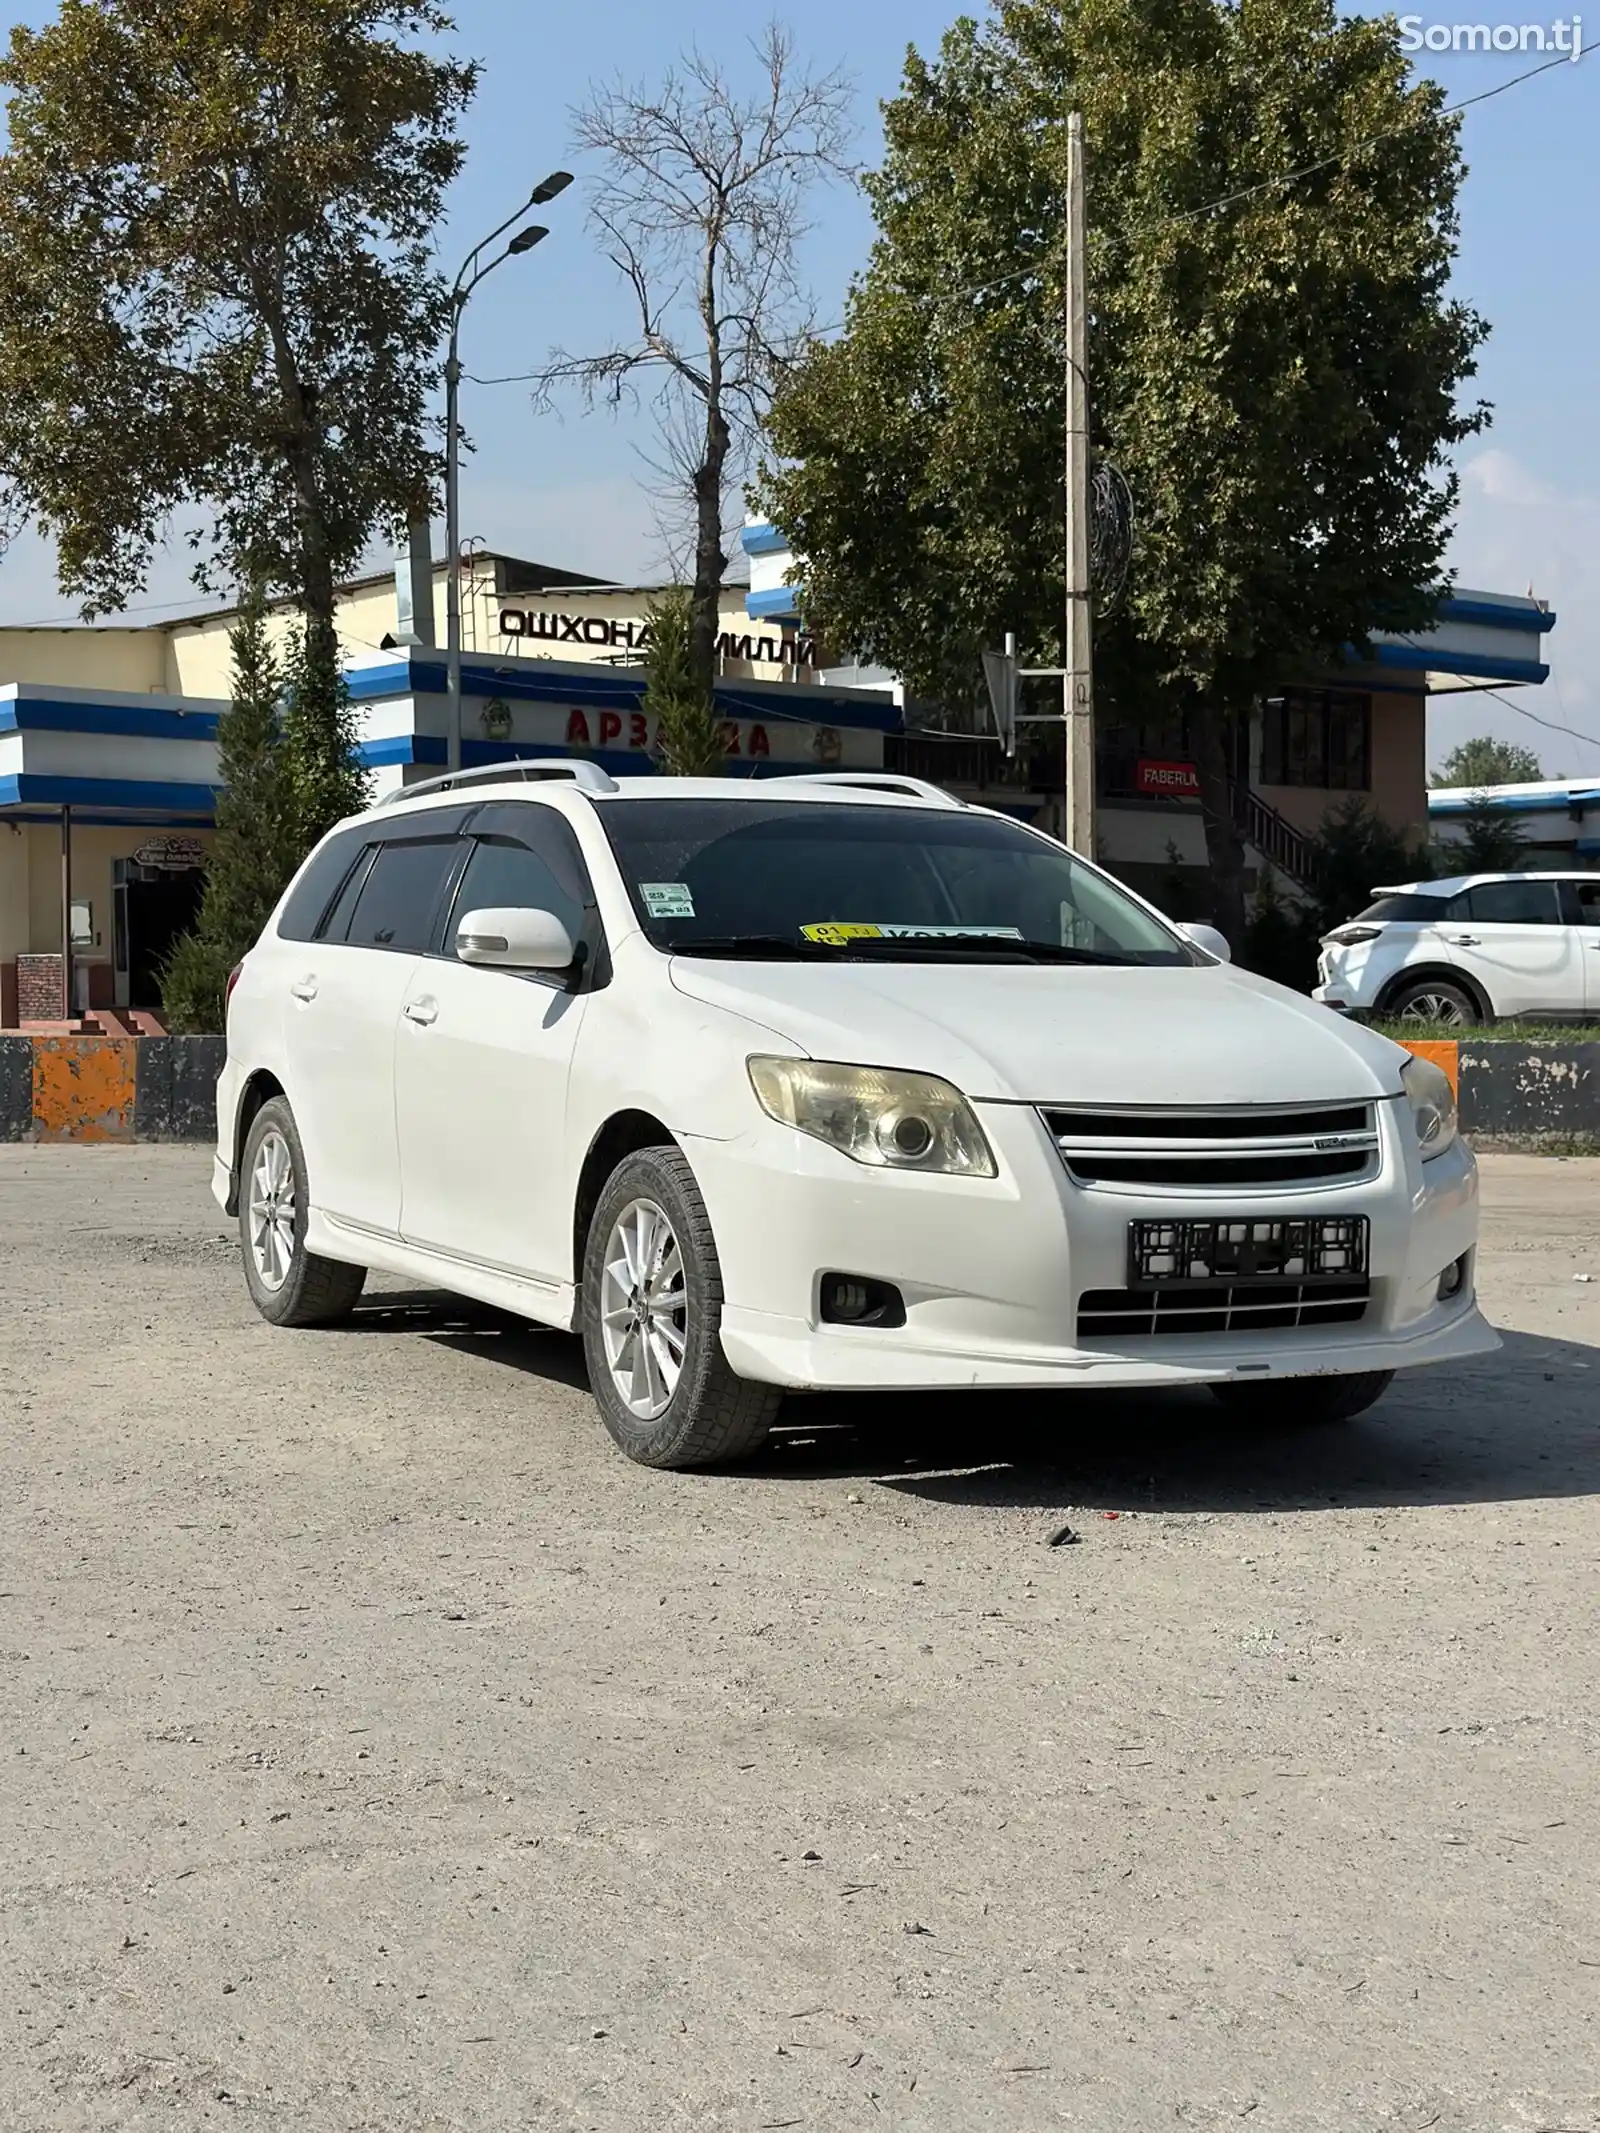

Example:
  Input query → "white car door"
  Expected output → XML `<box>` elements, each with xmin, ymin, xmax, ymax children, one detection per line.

<box><xmin>395</xmin><ymin>802</ymin><xmax>596</xmax><ymax>1288</ymax></box>
<box><xmin>1435</xmin><ymin>877</ymin><xmax>1579</xmax><ymax>1017</ymax></box>
<box><xmin>1565</xmin><ymin>877</ymin><xmax>1600</xmax><ymax>1014</ymax></box>
<box><xmin>282</xmin><ymin>814</ymin><xmax>467</xmax><ymax>1239</ymax></box>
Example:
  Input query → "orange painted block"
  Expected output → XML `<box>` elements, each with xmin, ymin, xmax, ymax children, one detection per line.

<box><xmin>31</xmin><ymin>1036</ymin><xmax>137</xmax><ymax>1143</ymax></box>
<box><xmin>1394</xmin><ymin>1037</ymin><xmax>1459</xmax><ymax>1095</ymax></box>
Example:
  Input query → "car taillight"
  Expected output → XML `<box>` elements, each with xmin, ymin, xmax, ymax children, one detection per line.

<box><xmin>225</xmin><ymin>963</ymin><xmax>243</xmax><ymax>1005</ymax></box>
<box><xmin>1323</xmin><ymin>926</ymin><xmax>1382</xmax><ymax>947</ymax></box>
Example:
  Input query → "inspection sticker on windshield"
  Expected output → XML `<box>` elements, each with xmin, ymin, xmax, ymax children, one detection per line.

<box><xmin>800</xmin><ymin>922</ymin><xmax>1024</xmax><ymax>945</ymax></box>
<box><xmin>641</xmin><ymin>882</ymin><xmax>696</xmax><ymax>919</ymax></box>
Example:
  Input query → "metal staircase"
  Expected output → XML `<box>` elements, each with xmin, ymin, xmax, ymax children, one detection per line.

<box><xmin>1231</xmin><ymin>783</ymin><xmax>1320</xmax><ymax>892</ymax></box>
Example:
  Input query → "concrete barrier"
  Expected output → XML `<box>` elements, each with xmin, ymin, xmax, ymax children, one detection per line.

<box><xmin>133</xmin><ymin>1036</ymin><xmax>228</xmax><ymax>1141</ymax></box>
<box><xmin>32</xmin><ymin>1036</ymin><xmax>137</xmax><ymax>1143</ymax></box>
<box><xmin>0</xmin><ymin>1034</ymin><xmax>31</xmax><ymax>1142</ymax></box>
<box><xmin>1395</xmin><ymin>1037</ymin><xmax>1600</xmax><ymax>1144</ymax></box>
<box><xmin>0</xmin><ymin>1033</ymin><xmax>221</xmax><ymax>1143</ymax></box>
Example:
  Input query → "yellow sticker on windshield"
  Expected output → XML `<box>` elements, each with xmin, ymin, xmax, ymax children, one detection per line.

<box><xmin>800</xmin><ymin>922</ymin><xmax>1025</xmax><ymax>945</ymax></box>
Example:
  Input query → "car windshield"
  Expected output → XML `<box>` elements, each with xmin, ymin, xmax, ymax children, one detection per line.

<box><xmin>598</xmin><ymin>798</ymin><xmax>1196</xmax><ymax>965</ymax></box>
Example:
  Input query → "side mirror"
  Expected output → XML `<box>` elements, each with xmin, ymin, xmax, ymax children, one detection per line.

<box><xmin>1179</xmin><ymin>921</ymin><xmax>1232</xmax><ymax>963</ymax></box>
<box><xmin>456</xmin><ymin>905</ymin><xmax>575</xmax><ymax>972</ymax></box>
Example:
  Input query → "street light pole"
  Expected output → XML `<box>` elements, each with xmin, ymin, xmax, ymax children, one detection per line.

<box><xmin>443</xmin><ymin>312</ymin><xmax>465</xmax><ymax>772</ymax></box>
<box><xmin>442</xmin><ymin>171</ymin><xmax>572</xmax><ymax>775</ymax></box>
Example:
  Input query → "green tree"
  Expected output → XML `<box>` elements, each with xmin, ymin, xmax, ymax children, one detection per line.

<box><xmin>0</xmin><ymin>0</ymin><xmax>472</xmax><ymax>643</ymax></box>
<box><xmin>643</xmin><ymin>586</ymin><xmax>727</xmax><ymax>776</ymax></box>
<box><xmin>282</xmin><ymin>616</ymin><xmax>368</xmax><ymax>847</ymax></box>
<box><xmin>1443</xmin><ymin>799</ymin><xmax>1528</xmax><ymax>875</ymax></box>
<box><xmin>1431</xmin><ymin>735</ymin><xmax>1543</xmax><ymax>787</ymax></box>
<box><xmin>762</xmin><ymin>0</ymin><xmax>1486</xmax><ymax>943</ymax></box>
<box><xmin>162</xmin><ymin>590</ymin><xmax>299</xmax><ymax>1033</ymax></box>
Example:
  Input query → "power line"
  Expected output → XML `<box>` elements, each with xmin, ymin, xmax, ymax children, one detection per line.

<box><xmin>795</xmin><ymin>37</ymin><xmax>1600</xmax><ymax>340</ymax></box>
<box><xmin>1430</xmin><ymin>672</ymin><xmax>1600</xmax><ymax>753</ymax></box>
<box><xmin>0</xmin><ymin>587</ymin><xmax>224</xmax><ymax>628</ymax></box>
<box><xmin>1151</xmin><ymin>36</ymin><xmax>1598</xmax><ymax>231</ymax></box>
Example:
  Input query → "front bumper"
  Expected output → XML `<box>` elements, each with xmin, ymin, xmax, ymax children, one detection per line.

<box><xmin>684</xmin><ymin>1100</ymin><xmax>1495</xmax><ymax>1393</ymax></box>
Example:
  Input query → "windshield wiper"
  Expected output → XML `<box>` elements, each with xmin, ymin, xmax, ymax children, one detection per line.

<box><xmin>666</xmin><ymin>935</ymin><xmax>830</xmax><ymax>959</ymax></box>
<box><xmin>1006</xmin><ymin>941</ymin><xmax>1142</xmax><ymax>966</ymax></box>
<box><xmin>823</xmin><ymin>936</ymin><xmax>1142</xmax><ymax>966</ymax></box>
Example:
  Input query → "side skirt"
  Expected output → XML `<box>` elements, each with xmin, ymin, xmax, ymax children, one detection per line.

<box><xmin>308</xmin><ymin>1208</ymin><xmax>578</xmax><ymax>1334</ymax></box>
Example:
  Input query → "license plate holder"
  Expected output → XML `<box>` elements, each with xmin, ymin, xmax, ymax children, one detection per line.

<box><xmin>1129</xmin><ymin>1216</ymin><xmax>1369</xmax><ymax>1285</ymax></box>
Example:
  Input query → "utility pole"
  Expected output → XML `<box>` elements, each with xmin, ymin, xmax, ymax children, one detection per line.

<box><xmin>443</xmin><ymin>322</ymin><xmax>464</xmax><ymax>772</ymax></box>
<box><xmin>1062</xmin><ymin>109</ymin><xmax>1095</xmax><ymax>857</ymax></box>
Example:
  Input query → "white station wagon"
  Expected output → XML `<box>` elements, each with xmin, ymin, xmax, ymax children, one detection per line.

<box><xmin>215</xmin><ymin>764</ymin><xmax>1493</xmax><ymax>1468</ymax></box>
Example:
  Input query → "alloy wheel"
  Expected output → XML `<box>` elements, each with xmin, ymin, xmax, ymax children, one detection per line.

<box><xmin>248</xmin><ymin>1127</ymin><xmax>298</xmax><ymax>1292</ymax></box>
<box><xmin>599</xmin><ymin>1197</ymin><xmax>688</xmax><ymax>1420</ymax></box>
<box><xmin>1400</xmin><ymin>992</ymin><xmax>1469</xmax><ymax>1027</ymax></box>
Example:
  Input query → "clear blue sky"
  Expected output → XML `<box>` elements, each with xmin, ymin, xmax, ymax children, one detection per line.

<box><xmin>1</xmin><ymin>0</ymin><xmax>1595</xmax><ymax>771</ymax></box>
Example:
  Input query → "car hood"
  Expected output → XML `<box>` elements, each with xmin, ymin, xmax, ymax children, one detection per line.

<box><xmin>668</xmin><ymin>957</ymin><xmax>1410</xmax><ymax>1106</ymax></box>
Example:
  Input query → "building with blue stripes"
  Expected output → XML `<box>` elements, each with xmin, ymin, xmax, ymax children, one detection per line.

<box><xmin>1430</xmin><ymin>776</ymin><xmax>1600</xmax><ymax>864</ymax></box>
<box><xmin>0</xmin><ymin>551</ymin><xmax>895</xmax><ymax>1022</ymax></box>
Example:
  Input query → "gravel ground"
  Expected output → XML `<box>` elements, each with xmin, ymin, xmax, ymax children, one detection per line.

<box><xmin>1</xmin><ymin>1146</ymin><xmax>1597</xmax><ymax>2133</ymax></box>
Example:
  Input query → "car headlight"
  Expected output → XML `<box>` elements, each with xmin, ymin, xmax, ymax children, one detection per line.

<box><xmin>747</xmin><ymin>1057</ymin><xmax>997</xmax><ymax>1178</ymax></box>
<box><xmin>1402</xmin><ymin>1055</ymin><xmax>1458</xmax><ymax>1162</ymax></box>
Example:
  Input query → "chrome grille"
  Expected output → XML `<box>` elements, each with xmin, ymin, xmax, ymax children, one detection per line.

<box><xmin>1078</xmin><ymin>1279</ymin><xmax>1371</xmax><ymax>1340</ymax></box>
<box><xmin>1043</xmin><ymin>1102</ymin><xmax>1380</xmax><ymax>1193</ymax></box>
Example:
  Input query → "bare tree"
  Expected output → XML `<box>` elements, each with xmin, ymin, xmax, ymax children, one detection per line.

<box><xmin>538</xmin><ymin>27</ymin><xmax>853</xmax><ymax>701</ymax></box>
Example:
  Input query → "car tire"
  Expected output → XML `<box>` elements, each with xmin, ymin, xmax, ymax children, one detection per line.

<box><xmin>581</xmin><ymin>1144</ymin><xmax>781</xmax><ymax>1469</ymax></box>
<box><xmin>1209</xmin><ymin>1369</ymin><xmax>1395</xmax><ymax>1425</ymax></box>
<box><xmin>1385</xmin><ymin>977</ymin><xmax>1481</xmax><ymax>1027</ymax></box>
<box><xmin>239</xmin><ymin>1096</ymin><xmax>367</xmax><ymax>1328</ymax></box>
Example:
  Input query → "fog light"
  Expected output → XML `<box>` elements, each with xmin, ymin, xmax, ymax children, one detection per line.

<box><xmin>1437</xmin><ymin>1254</ymin><xmax>1469</xmax><ymax>1302</ymax></box>
<box><xmin>819</xmin><ymin>1273</ymin><xmax>906</xmax><ymax>1328</ymax></box>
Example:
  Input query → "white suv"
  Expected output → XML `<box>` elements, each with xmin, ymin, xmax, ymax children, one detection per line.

<box><xmin>1316</xmin><ymin>872</ymin><xmax>1600</xmax><ymax>1026</ymax></box>
<box><xmin>215</xmin><ymin>763</ymin><xmax>1493</xmax><ymax>1468</ymax></box>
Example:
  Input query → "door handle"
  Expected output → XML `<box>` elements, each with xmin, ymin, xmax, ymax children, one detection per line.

<box><xmin>289</xmin><ymin>977</ymin><xmax>319</xmax><ymax>1002</ymax></box>
<box><xmin>403</xmin><ymin>997</ymin><xmax>438</xmax><ymax>1026</ymax></box>
<box><xmin>1448</xmin><ymin>934</ymin><xmax>1480</xmax><ymax>946</ymax></box>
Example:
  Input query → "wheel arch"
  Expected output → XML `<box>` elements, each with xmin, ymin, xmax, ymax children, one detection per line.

<box><xmin>1376</xmin><ymin>963</ymin><xmax>1493</xmax><ymax>1022</ymax></box>
<box><xmin>571</xmin><ymin>1109</ymin><xmax>680</xmax><ymax>1283</ymax></box>
<box><xmin>226</xmin><ymin>1069</ymin><xmax>286</xmax><ymax>1213</ymax></box>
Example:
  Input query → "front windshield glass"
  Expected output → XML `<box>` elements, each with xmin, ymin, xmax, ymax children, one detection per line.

<box><xmin>598</xmin><ymin>798</ymin><xmax>1195</xmax><ymax>965</ymax></box>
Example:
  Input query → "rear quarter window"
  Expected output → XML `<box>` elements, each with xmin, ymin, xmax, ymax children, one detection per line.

<box><xmin>277</xmin><ymin>828</ymin><xmax>369</xmax><ymax>942</ymax></box>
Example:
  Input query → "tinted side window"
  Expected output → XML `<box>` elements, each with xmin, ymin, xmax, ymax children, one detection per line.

<box><xmin>1564</xmin><ymin>878</ymin><xmax>1600</xmax><ymax>925</ymax></box>
<box><xmin>345</xmin><ymin>839</ymin><xmax>459</xmax><ymax>952</ymax></box>
<box><xmin>448</xmin><ymin>836</ymin><xmax>586</xmax><ymax>950</ymax></box>
<box><xmin>277</xmin><ymin>829</ymin><xmax>368</xmax><ymax>941</ymax></box>
<box><xmin>320</xmin><ymin>845</ymin><xmax>378</xmax><ymax>942</ymax></box>
<box><xmin>1465</xmin><ymin>880</ymin><xmax>1562</xmax><ymax>925</ymax></box>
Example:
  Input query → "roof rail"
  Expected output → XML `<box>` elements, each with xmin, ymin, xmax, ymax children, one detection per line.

<box><xmin>376</xmin><ymin>758</ymin><xmax>620</xmax><ymax>807</ymax></box>
<box><xmin>776</xmin><ymin>771</ymin><xmax>965</xmax><ymax>809</ymax></box>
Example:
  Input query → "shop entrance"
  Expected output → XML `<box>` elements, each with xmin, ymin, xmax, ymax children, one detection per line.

<box><xmin>113</xmin><ymin>857</ymin><xmax>205</xmax><ymax>1010</ymax></box>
